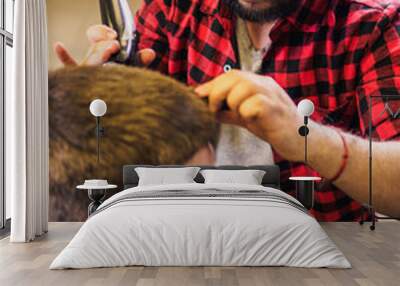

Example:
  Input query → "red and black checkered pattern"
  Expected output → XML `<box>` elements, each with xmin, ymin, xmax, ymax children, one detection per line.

<box><xmin>135</xmin><ymin>0</ymin><xmax>400</xmax><ymax>221</ymax></box>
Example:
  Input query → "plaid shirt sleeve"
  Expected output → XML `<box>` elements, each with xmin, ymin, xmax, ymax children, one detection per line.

<box><xmin>135</xmin><ymin>0</ymin><xmax>170</xmax><ymax>73</ymax></box>
<box><xmin>356</xmin><ymin>3</ymin><xmax>400</xmax><ymax>140</ymax></box>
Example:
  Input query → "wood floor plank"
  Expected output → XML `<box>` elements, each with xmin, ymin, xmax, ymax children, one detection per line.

<box><xmin>0</xmin><ymin>222</ymin><xmax>399</xmax><ymax>286</ymax></box>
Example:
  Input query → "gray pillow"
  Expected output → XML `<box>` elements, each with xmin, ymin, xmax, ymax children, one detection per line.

<box><xmin>135</xmin><ymin>167</ymin><xmax>201</xmax><ymax>186</ymax></box>
<box><xmin>200</xmin><ymin>169</ymin><xmax>266</xmax><ymax>185</ymax></box>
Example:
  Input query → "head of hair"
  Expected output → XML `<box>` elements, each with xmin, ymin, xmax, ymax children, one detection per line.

<box><xmin>49</xmin><ymin>65</ymin><xmax>219</xmax><ymax>220</ymax></box>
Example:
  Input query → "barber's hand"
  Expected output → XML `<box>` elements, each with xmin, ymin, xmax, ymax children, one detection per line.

<box><xmin>195</xmin><ymin>70</ymin><xmax>305</xmax><ymax>162</ymax></box>
<box><xmin>54</xmin><ymin>24</ymin><xmax>156</xmax><ymax>66</ymax></box>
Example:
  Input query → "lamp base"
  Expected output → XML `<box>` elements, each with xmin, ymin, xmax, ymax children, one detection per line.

<box><xmin>87</xmin><ymin>189</ymin><xmax>106</xmax><ymax>216</ymax></box>
<box><xmin>295</xmin><ymin>180</ymin><xmax>315</xmax><ymax>210</ymax></box>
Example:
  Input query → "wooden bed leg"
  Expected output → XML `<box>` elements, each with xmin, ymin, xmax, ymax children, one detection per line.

<box><xmin>370</xmin><ymin>207</ymin><xmax>376</xmax><ymax>231</ymax></box>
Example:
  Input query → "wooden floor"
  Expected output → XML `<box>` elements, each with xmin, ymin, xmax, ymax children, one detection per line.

<box><xmin>0</xmin><ymin>222</ymin><xmax>399</xmax><ymax>286</ymax></box>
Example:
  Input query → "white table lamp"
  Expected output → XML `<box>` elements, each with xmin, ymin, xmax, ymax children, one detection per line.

<box><xmin>297</xmin><ymin>99</ymin><xmax>315</xmax><ymax>164</ymax></box>
<box><xmin>89</xmin><ymin>99</ymin><xmax>107</xmax><ymax>163</ymax></box>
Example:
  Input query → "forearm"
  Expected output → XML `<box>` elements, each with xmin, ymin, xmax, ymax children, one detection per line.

<box><xmin>194</xmin><ymin>68</ymin><xmax>400</xmax><ymax>217</ymax></box>
<box><xmin>306</xmin><ymin>121</ymin><xmax>400</xmax><ymax>217</ymax></box>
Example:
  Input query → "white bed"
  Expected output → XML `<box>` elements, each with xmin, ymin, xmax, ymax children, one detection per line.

<box><xmin>50</xmin><ymin>183</ymin><xmax>351</xmax><ymax>269</ymax></box>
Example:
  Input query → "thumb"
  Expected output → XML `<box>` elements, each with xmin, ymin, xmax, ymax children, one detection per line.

<box><xmin>135</xmin><ymin>48</ymin><xmax>156</xmax><ymax>67</ymax></box>
<box><xmin>54</xmin><ymin>42</ymin><xmax>78</xmax><ymax>66</ymax></box>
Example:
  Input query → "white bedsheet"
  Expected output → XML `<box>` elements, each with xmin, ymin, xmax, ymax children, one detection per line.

<box><xmin>50</xmin><ymin>183</ymin><xmax>350</xmax><ymax>269</ymax></box>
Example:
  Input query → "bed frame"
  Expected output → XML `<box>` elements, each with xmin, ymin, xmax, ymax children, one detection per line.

<box><xmin>123</xmin><ymin>165</ymin><xmax>280</xmax><ymax>190</ymax></box>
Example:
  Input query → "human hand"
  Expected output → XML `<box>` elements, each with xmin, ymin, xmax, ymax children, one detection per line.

<box><xmin>195</xmin><ymin>70</ymin><xmax>305</xmax><ymax>162</ymax></box>
<box><xmin>54</xmin><ymin>24</ymin><xmax>155</xmax><ymax>66</ymax></box>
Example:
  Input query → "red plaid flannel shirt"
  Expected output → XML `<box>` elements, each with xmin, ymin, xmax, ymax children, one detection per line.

<box><xmin>135</xmin><ymin>0</ymin><xmax>400</xmax><ymax>221</ymax></box>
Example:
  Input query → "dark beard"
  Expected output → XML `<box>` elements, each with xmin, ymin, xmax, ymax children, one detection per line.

<box><xmin>223</xmin><ymin>0</ymin><xmax>297</xmax><ymax>23</ymax></box>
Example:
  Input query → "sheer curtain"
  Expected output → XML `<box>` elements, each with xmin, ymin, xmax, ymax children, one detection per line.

<box><xmin>7</xmin><ymin>0</ymin><xmax>49</xmax><ymax>242</ymax></box>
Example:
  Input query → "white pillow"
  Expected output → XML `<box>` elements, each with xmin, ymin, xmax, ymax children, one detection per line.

<box><xmin>135</xmin><ymin>167</ymin><xmax>200</xmax><ymax>186</ymax></box>
<box><xmin>200</xmin><ymin>169</ymin><xmax>266</xmax><ymax>185</ymax></box>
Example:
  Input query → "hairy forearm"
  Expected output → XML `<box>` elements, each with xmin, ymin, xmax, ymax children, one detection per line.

<box><xmin>306</xmin><ymin>121</ymin><xmax>400</xmax><ymax>218</ymax></box>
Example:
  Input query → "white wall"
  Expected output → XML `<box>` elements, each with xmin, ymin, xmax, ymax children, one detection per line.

<box><xmin>5</xmin><ymin>45</ymin><xmax>12</xmax><ymax>219</ymax></box>
<box><xmin>5</xmin><ymin>0</ymin><xmax>15</xmax><ymax>220</ymax></box>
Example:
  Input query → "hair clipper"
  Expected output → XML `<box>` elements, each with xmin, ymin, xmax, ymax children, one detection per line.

<box><xmin>99</xmin><ymin>0</ymin><xmax>137</xmax><ymax>65</ymax></box>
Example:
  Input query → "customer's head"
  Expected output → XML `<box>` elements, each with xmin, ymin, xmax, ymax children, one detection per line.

<box><xmin>48</xmin><ymin>65</ymin><xmax>219</xmax><ymax>220</ymax></box>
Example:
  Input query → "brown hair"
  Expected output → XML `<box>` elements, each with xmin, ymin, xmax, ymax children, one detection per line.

<box><xmin>49</xmin><ymin>65</ymin><xmax>219</xmax><ymax>221</ymax></box>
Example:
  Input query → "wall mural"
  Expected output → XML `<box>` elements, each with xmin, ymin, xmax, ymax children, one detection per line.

<box><xmin>48</xmin><ymin>0</ymin><xmax>400</xmax><ymax>222</ymax></box>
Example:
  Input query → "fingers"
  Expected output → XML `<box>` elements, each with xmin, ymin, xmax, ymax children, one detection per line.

<box><xmin>82</xmin><ymin>25</ymin><xmax>120</xmax><ymax>65</ymax></box>
<box><xmin>100</xmin><ymin>40</ymin><xmax>121</xmax><ymax>62</ymax></box>
<box><xmin>195</xmin><ymin>70</ymin><xmax>242</xmax><ymax>112</ymax></box>
<box><xmin>54</xmin><ymin>42</ymin><xmax>78</xmax><ymax>66</ymax></box>
<box><xmin>82</xmin><ymin>40</ymin><xmax>120</xmax><ymax>66</ymax></box>
<box><xmin>225</xmin><ymin>81</ymin><xmax>257</xmax><ymax>112</ymax></box>
<box><xmin>195</xmin><ymin>70</ymin><xmax>239</xmax><ymax>98</ymax></box>
<box><xmin>194</xmin><ymin>71</ymin><xmax>294</xmax><ymax>137</ymax></box>
<box><xmin>135</xmin><ymin>48</ymin><xmax>156</xmax><ymax>67</ymax></box>
<box><xmin>54</xmin><ymin>24</ymin><xmax>120</xmax><ymax>67</ymax></box>
<box><xmin>194</xmin><ymin>80</ymin><xmax>213</xmax><ymax>97</ymax></box>
<box><xmin>87</xmin><ymin>24</ymin><xmax>117</xmax><ymax>43</ymax></box>
<box><xmin>238</xmin><ymin>94</ymin><xmax>268</xmax><ymax>121</ymax></box>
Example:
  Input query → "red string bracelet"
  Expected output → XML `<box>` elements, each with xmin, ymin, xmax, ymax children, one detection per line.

<box><xmin>328</xmin><ymin>129</ymin><xmax>349</xmax><ymax>182</ymax></box>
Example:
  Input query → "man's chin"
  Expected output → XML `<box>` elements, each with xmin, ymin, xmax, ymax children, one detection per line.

<box><xmin>224</xmin><ymin>0</ymin><xmax>278</xmax><ymax>22</ymax></box>
<box><xmin>224</xmin><ymin>0</ymin><xmax>297</xmax><ymax>23</ymax></box>
<box><xmin>239</xmin><ymin>0</ymin><xmax>271</xmax><ymax>11</ymax></box>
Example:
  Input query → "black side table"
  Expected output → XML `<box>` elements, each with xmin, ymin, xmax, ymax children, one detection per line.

<box><xmin>289</xmin><ymin>177</ymin><xmax>321</xmax><ymax>210</ymax></box>
<box><xmin>76</xmin><ymin>184</ymin><xmax>117</xmax><ymax>216</ymax></box>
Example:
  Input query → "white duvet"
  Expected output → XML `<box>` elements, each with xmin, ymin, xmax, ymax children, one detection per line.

<box><xmin>50</xmin><ymin>183</ymin><xmax>351</xmax><ymax>269</ymax></box>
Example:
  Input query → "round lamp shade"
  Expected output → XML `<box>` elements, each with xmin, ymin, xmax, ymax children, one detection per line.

<box><xmin>297</xmin><ymin>99</ymin><xmax>315</xmax><ymax>117</ymax></box>
<box><xmin>89</xmin><ymin>99</ymin><xmax>107</xmax><ymax>117</ymax></box>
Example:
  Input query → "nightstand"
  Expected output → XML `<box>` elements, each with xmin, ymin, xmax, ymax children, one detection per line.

<box><xmin>77</xmin><ymin>181</ymin><xmax>117</xmax><ymax>216</ymax></box>
<box><xmin>289</xmin><ymin>177</ymin><xmax>321</xmax><ymax>210</ymax></box>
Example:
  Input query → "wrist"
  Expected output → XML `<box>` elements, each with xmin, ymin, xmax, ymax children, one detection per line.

<box><xmin>266</xmin><ymin>114</ymin><xmax>305</xmax><ymax>162</ymax></box>
<box><xmin>328</xmin><ymin>129</ymin><xmax>349</xmax><ymax>182</ymax></box>
<box><xmin>307</xmin><ymin>122</ymin><xmax>344</xmax><ymax>177</ymax></box>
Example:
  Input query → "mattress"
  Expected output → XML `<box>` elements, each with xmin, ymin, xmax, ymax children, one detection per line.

<box><xmin>50</xmin><ymin>183</ymin><xmax>351</xmax><ymax>269</ymax></box>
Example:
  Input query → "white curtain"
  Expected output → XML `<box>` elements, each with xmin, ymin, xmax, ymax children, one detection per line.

<box><xmin>7</xmin><ymin>0</ymin><xmax>49</xmax><ymax>242</ymax></box>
